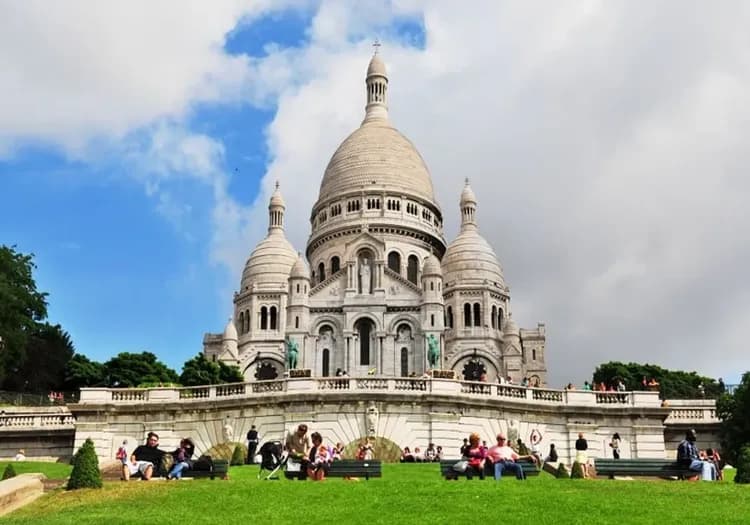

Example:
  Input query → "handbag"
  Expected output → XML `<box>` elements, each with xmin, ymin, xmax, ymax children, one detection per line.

<box><xmin>452</xmin><ymin>460</ymin><xmax>469</xmax><ymax>473</ymax></box>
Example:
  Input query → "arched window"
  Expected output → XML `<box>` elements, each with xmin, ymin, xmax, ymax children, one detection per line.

<box><xmin>269</xmin><ymin>306</ymin><xmax>277</xmax><ymax>330</ymax></box>
<box><xmin>331</xmin><ymin>256</ymin><xmax>340</xmax><ymax>274</ymax></box>
<box><xmin>296</xmin><ymin>283</ymin><xmax>300</xmax><ymax>293</ymax></box>
<box><xmin>447</xmin><ymin>306</ymin><xmax>454</xmax><ymax>328</ymax></box>
<box><xmin>245</xmin><ymin>309</ymin><xmax>250</xmax><ymax>332</ymax></box>
<box><xmin>260</xmin><ymin>307</ymin><xmax>268</xmax><ymax>330</ymax></box>
<box><xmin>318</xmin><ymin>262</ymin><xmax>325</xmax><ymax>283</ymax></box>
<box><xmin>532</xmin><ymin>349</ymin><xmax>537</xmax><ymax>361</ymax></box>
<box><xmin>400</xmin><ymin>347</ymin><xmax>409</xmax><ymax>377</ymax></box>
<box><xmin>464</xmin><ymin>303</ymin><xmax>471</xmax><ymax>327</ymax></box>
<box><xmin>473</xmin><ymin>303</ymin><xmax>481</xmax><ymax>327</ymax></box>
<box><xmin>430</xmin><ymin>281</ymin><xmax>434</xmax><ymax>291</ymax></box>
<box><xmin>295</xmin><ymin>316</ymin><xmax>299</xmax><ymax>329</ymax></box>
<box><xmin>407</xmin><ymin>255</ymin><xmax>419</xmax><ymax>284</ymax></box>
<box><xmin>491</xmin><ymin>306</ymin><xmax>497</xmax><ymax>328</ymax></box>
<box><xmin>498</xmin><ymin>308</ymin><xmax>503</xmax><ymax>330</ymax></box>
<box><xmin>430</xmin><ymin>314</ymin><xmax>435</xmax><ymax>327</ymax></box>
<box><xmin>387</xmin><ymin>251</ymin><xmax>401</xmax><ymax>274</ymax></box>
<box><xmin>322</xmin><ymin>349</ymin><xmax>330</xmax><ymax>377</ymax></box>
<box><xmin>355</xmin><ymin>318</ymin><xmax>373</xmax><ymax>365</ymax></box>
<box><xmin>239</xmin><ymin>311</ymin><xmax>245</xmax><ymax>334</ymax></box>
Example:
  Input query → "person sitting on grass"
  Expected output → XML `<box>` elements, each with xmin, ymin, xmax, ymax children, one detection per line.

<box><xmin>486</xmin><ymin>433</ymin><xmax>528</xmax><ymax>481</ymax></box>
<box><xmin>122</xmin><ymin>432</ymin><xmax>166</xmax><ymax>481</ymax></box>
<box><xmin>167</xmin><ymin>438</ymin><xmax>195</xmax><ymax>480</ymax></box>
<box><xmin>307</xmin><ymin>432</ymin><xmax>331</xmax><ymax>481</ymax></box>
<box><xmin>400</xmin><ymin>446</ymin><xmax>415</xmax><ymax>463</ymax></box>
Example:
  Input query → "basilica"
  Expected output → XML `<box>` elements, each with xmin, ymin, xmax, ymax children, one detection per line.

<box><xmin>203</xmin><ymin>52</ymin><xmax>548</xmax><ymax>385</ymax></box>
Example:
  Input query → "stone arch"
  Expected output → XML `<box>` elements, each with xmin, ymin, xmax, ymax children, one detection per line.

<box><xmin>349</xmin><ymin>312</ymin><xmax>383</xmax><ymax>333</ymax></box>
<box><xmin>387</xmin><ymin>249</ymin><xmax>402</xmax><ymax>274</ymax></box>
<box><xmin>312</xmin><ymin>316</ymin><xmax>344</xmax><ymax>336</ymax></box>
<box><xmin>345</xmin><ymin>241</ymin><xmax>381</xmax><ymax>263</ymax></box>
<box><xmin>446</xmin><ymin>347</ymin><xmax>498</xmax><ymax>370</ymax></box>
<box><xmin>330</xmin><ymin>255</ymin><xmax>341</xmax><ymax>274</ymax></box>
<box><xmin>406</xmin><ymin>254</ymin><xmax>419</xmax><ymax>284</ymax></box>
<box><xmin>243</xmin><ymin>356</ymin><xmax>284</xmax><ymax>380</ymax></box>
<box><xmin>386</xmin><ymin>314</ymin><xmax>419</xmax><ymax>334</ymax></box>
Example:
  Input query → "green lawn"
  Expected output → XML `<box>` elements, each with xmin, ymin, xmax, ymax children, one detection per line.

<box><xmin>1</xmin><ymin>461</ymin><xmax>72</xmax><ymax>480</ymax></box>
<box><xmin>3</xmin><ymin>463</ymin><xmax>748</xmax><ymax>524</ymax></box>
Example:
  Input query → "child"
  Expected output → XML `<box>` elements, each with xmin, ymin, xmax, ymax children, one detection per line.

<box><xmin>116</xmin><ymin>440</ymin><xmax>129</xmax><ymax>465</ymax></box>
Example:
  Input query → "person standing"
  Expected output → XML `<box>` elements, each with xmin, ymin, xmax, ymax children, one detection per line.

<box><xmin>575</xmin><ymin>432</ymin><xmax>589</xmax><ymax>478</ymax></box>
<box><xmin>246</xmin><ymin>425</ymin><xmax>259</xmax><ymax>464</ymax></box>
<box><xmin>610</xmin><ymin>433</ymin><xmax>621</xmax><ymax>459</ymax></box>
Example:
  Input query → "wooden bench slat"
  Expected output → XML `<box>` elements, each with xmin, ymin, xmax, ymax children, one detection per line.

<box><xmin>439</xmin><ymin>459</ymin><xmax>539</xmax><ymax>479</ymax></box>
<box><xmin>594</xmin><ymin>459</ymin><xmax>694</xmax><ymax>478</ymax></box>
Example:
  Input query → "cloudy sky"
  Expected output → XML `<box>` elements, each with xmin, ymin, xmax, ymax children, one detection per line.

<box><xmin>1</xmin><ymin>1</ymin><xmax>748</xmax><ymax>385</ymax></box>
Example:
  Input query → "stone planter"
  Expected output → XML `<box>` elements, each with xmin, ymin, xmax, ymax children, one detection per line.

<box><xmin>289</xmin><ymin>369</ymin><xmax>312</xmax><ymax>378</ymax></box>
<box><xmin>432</xmin><ymin>370</ymin><xmax>455</xmax><ymax>379</ymax></box>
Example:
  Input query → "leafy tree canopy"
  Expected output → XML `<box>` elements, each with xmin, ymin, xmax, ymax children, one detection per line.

<box><xmin>716</xmin><ymin>371</ymin><xmax>750</xmax><ymax>466</ymax></box>
<box><xmin>64</xmin><ymin>353</ymin><xmax>106</xmax><ymax>390</ymax></box>
<box><xmin>180</xmin><ymin>353</ymin><xmax>244</xmax><ymax>386</ymax></box>
<box><xmin>0</xmin><ymin>245</ymin><xmax>49</xmax><ymax>384</ymax></box>
<box><xmin>103</xmin><ymin>351</ymin><xmax>178</xmax><ymax>387</ymax></box>
<box><xmin>592</xmin><ymin>361</ymin><xmax>722</xmax><ymax>399</ymax></box>
<box><xmin>4</xmin><ymin>323</ymin><xmax>75</xmax><ymax>393</ymax></box>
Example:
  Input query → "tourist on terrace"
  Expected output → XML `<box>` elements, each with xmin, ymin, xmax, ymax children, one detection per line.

<box><xmin>583</xmin><ymin>381</ymin><xmax>592</xmax><ymax>391</ymax></box>
<box><xmin>486</xmin><ymin>434</ymin><xmax>527</xmax><ymax>480</ymax></box>
<box><xmin>123</xmin><ymin>432</ymin><xmax>165</xmax><ymax>481</ymax></box>
<box><xmin>677</xmin><ymin>429</ymin><xmax>716</xmax><ymax>481</ymax></box>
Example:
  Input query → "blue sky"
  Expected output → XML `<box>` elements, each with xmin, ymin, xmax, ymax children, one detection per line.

<box><xmin>2</xmin><ymin>2</ymin><xmax>748</xmax><ymax>385</ymax></box>
<box><xmin>0</xmin><ymin>4</ymin><xmax>428</xmax><ymax>375</ymax></box>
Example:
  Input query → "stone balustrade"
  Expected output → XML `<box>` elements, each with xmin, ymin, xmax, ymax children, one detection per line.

<box><xmin>77</xmin><ymin>378</ymin><xmax>668</xmax><ymax>408</ymax></box>
<box><xmin>0</xmin><ymin>410</ymin><xmax>75</xmax><ymax>430</ymax></box>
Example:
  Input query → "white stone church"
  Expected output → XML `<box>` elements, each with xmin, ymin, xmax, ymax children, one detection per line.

<box><xmin>204</xmin><ymin>52</ymin><xmax>548</xmax><ymax>385</ymax></box>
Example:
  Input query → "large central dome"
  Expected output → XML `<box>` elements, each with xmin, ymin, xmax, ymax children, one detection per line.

<box><xmin>317</xmin><ymin>121</ymin><xmax>436</xmax><ymax>203</ymax></box>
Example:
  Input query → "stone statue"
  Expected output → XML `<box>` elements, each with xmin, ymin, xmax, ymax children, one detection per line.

<box><xmin>427</xmin><ymin>334</ymin><xmax>440</xmax><ymax>369</ymax></box>
<box><xmin>285</xmin><ymin>337</ymin><xmax>299</xmax><ymax>370</ymax></box>
<box><xmin>223</xmin><ymin>420</ymin><xmax>234</xmax><ymax>442</ymax></box>
<box><xmin>507</xmin><ymin>419</ymin><xmax>519</xmax><ymax>445</ymax></box>
<box><xmin>366</xmin><ymin>402</ymin><xmax>379</xmax><ymax>436</ymax></box>
<box><xmin>359</xmin><ymin>258</ymin><xmax>371</xmax><ymax>294</ymax></box>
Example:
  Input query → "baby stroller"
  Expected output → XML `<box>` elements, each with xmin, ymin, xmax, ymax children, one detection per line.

<box><xmin>257</xmin><ymin>440</ymin><xmax>286</xmax><ymax>480</ymax></box>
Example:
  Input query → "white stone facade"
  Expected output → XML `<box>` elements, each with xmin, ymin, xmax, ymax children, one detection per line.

<box><xmin>204</xmin><ymin>53</ymin><xmax>547</xmax><ymax>385</ymax></box>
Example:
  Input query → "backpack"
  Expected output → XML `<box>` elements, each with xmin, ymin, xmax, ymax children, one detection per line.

<box><xmin>115</xmin><ymin>447</ymin><xmax>127</xmax><ymax>460</ymax></box>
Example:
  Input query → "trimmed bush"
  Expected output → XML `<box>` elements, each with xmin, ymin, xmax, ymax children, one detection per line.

<box><xmin>67</xmin><ymin>438</ymin><xmax>102</xmax><ymax>490</ymax></box>
<box><xmin>556</xmin><ymin>463</ymin><xmax>569</xmax><ymax>478</ymax></box>
<box><xmin>231</xmin><ymin>444</ymin><xmax>245</xmax><ymax>466</ymax></box>
<box><xmin>2</xmin><ymin>463</ymin><xmax>16</xmax><ymax>480</ymax></box>
<box><xmin>571</xmin><ymin>461</ymin><xmax>586</xmax><ymax>478</ymax></box>
<box><xmin>735</xmin><ymin>444</ymin><xmax>750</xmax><ymax>484</ymax></box>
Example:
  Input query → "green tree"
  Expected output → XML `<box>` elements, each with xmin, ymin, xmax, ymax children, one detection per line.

<box><xmin>64</xmin><ymin>354</ymin><xmax>105</xmax><ymax>390</ymax></box>
<box><xmin>716</xmin><ymin>371</ymin><xmax>750</xmax><ymax>467</ymax></box>
<box><xmin>592</xmin><ymin>361</ymin><xmax>720</xmax><ymax>399</ymax></box>
<box><xmin>180</xmin><ymin>353</ymin><xmax>243</xmax><ymax>386</ymax></box>
<box><xmin>103</xmin><ymin>352</ymin><xmax>178</xmax><ymax>387</ymax></box>
<box><xmin>0</xmin><ymin>245</ymin><xmax>48</xmax><ymax>386</ymax></box>
<box><xmin>4</xmin><ymin>323</ymin><xmax>75</xmax><ymax>393</ymax></box>
<box><xmin>67</xmin><ymin>438</ymin><xmax>102</xmax><ymax>490</ymax></box>
<box><xmin>2</xmin><ymin>463</ymin><xmax>16</xmax><ymax>480</ymax></box>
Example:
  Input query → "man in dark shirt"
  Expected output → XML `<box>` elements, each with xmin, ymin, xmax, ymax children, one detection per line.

<box><xmin>677</xmin><ymin>429</ymin><xmax>716</xmax><ymax>481</ymax></box>
<box><xmin>122</xmin><ymin>432</ymin><xmax>166</xmax><ymax>480</ymax></box>
<box><xmin>246</xmin><ymin>425</ymin><xmax>259</xmax><ymax>464</ymax></box>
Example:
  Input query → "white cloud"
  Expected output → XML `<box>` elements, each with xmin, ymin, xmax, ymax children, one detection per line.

<box><xmin>229</xmin><ymin>1</ymin><xmax>750</xmax><ymax>384</ymax></box>
<box><xmin>3</xmin><ymin>1</ymin><xmax>749</xmax><ymax>385</ymax></box>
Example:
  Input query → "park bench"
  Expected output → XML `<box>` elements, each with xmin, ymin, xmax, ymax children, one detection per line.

<box><xmin>439</xmin><ymin>458</ymin><xmax>539</xmax><ymax>480</ymax></box>
<box><xmin>284</xmin><ymin>459</ymin><xmax>383</xmax><ymax>480</ymax></box>
<box><xmin>594</xmin><ymin>458</ymin><xmax>695</xmax><ymax>479</ymax></box>
<box><xmin>180</xmin><ymin>459</ymin><xmax>230</xmax><ymax>480</ymax></box>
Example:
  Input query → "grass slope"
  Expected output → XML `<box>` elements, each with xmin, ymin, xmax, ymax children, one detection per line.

<box><xmin>0</xmin><ymin>461</ymin><xmax>72</xmax><ymax>480</ymax></box>
<box><xmin>2</xmin><ymin>463</ymin><xmax>748</xmax><ymax>525</ymax></box>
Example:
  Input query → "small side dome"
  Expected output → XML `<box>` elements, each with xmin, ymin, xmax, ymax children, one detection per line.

<box><xmin>460</xmin><ymin>178</ymin><xmax>477</xmax><ymax>206</ymax></box>
<box><xmin>269</xmin><ymin>182</ymin><xmax>285</xmax><ymax>208</ymax></box>
<box><xmin>504</xmin><ymin>315</ymin><xmax>519</xmax><ymax>336</ymax></box>
<box><xmin>290</xmin><ymin>253</ymin><xmax>310</xmax><ymax>280</ymax></box>
<box><xmin>367</xmin><ymin>53</ymin><xmax>387</xmax><ymax>78</ymax></box>
<box><xmin>223</xmin><ymin>318</ymin><xmax>238</xmax><ymax>341</ymax></box>
<box><xmin>422</xmin><ymin>254</ymin><xmax>442</xmax><ymax>277</ymax></box>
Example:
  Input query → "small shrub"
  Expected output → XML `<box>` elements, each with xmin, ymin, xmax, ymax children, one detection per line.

<box><xmin>231</xmin><ymin>444</ymin><xmax>245</xmax><ymax>466</ymax></box>
<box><xmin>735</xmin><ymin>444</ymin><xmax>750</xmax><ymax>484</ymax></box>
<box><xmin>2</xmin><ymin>463</ymin><xmax>17</xmax><ymax>480</ymax></box>
<box><xmin>571</xmin><ymin>461</ymin><xmax>586</xmax><ymax>478</ymax></box>
<box><xmin>67</xmin><ymin>438</ymin><xmax>102</xmax><ymax>490</ymax></box>
<box><xmin>556</xmin><ymin>463</ymin><xmax>569</xmax><ymax>478</ymax></box>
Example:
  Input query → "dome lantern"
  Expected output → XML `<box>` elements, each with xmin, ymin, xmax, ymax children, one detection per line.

<box><xmin>363</xmin><ymin>44</ymin><xmax>389</xmax><ymax>124</ymax></box>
